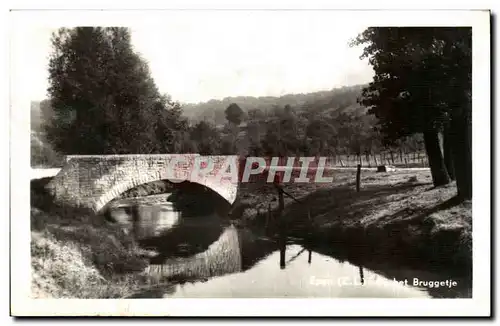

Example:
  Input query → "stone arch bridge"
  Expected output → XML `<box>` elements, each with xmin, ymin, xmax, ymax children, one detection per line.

<box><xmin>46</xmin><ymin>154</ymin><xmax>240</xmax><ymax>213</ymax></box>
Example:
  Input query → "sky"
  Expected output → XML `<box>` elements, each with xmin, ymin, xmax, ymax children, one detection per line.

<box><xmin>23</xmin><ymin>11</ymin><xmax>374</xmax><ymax>104</ymax></box>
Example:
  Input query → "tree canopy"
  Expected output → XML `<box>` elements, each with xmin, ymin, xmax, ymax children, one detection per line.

<box><xmin>352</xmin><ymin>27</ymin><xmax>472</xmax><ymax>198</ymax></box>
<box><xmin>45</xmin><ymin>27</ymin><xmax>189</xmax><ymax>155</ymax></box>
<box><xmin>225</xmin><ymin>103</ymin><xmax>245</xmax><ymax>125</ymax></box>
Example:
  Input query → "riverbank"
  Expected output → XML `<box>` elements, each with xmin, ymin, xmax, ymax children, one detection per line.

<box><xmin>30</xmin><ymin>168</ymin><xmax>472</xmax><ymax>298</ymax></box>
<box><xmin>30</xmin><ymin>178</ymin><xmax>153</xmax><ymax>298</ymax></box>
<box><xmin>238</xmin><ymin>169</ymin><xmax>472</xmax><ymax>276</ymax></box>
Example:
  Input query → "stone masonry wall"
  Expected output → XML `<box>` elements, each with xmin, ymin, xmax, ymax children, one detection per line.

<box><xmin>47</xmin><ymin>154</ymin><xmax>240</xmax><ymax>213</ymax></box>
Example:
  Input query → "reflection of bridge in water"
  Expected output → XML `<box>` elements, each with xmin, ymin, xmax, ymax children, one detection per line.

<box><xmin>106</xmin><ymin>187</ymin><xmax>283</xmax><ymax>286</ymax></box>
<box><xmin>105</xmin><ymin>184</ymin><xmax>470</xmax><ymax>299</ymax></box>
<box><xmin>132</xmin><ymin>209</ymin><xmax>371</xmax><ymax>295</ymax></box>
<box><xmin>146</xmin><ymin>225</ymin><xmax>243</xmax><ymax>281</ymax></box>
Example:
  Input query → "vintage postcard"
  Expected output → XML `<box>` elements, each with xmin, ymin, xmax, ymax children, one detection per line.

<box><xmin>9</xmin><ymin>6</ymin><xmax>491</xmax><ymax>317</ymax></box>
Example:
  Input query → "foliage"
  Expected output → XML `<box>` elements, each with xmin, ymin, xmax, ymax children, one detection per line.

<box><xmin>225</xmin><ymin>103</ymin><xmax>245</xmax><ymax>126</ymax></box>
<box><xmin>352</xmin><ymin>27</ymin><xmax>472</xmax><ymax>194</ymax></box>
<box><xmin>31</xmin><ymin>132</ymin><xmax>65</xmax><ymax>167</ymax></box>
<box><xmin>45</xmin><ymin>27</ymin><xmax>188</xmax><ymax>155</ymax></box>
<box><xmin>183</xmin><ymin>85</ymin><xmax>367</xmax><ymax>125</ymax></box>
<box><xmin>352</xmin><ymin>27</ymin><xmax>471</xmax><ymax>140</ymax></box>
<box><xmin>39</xmin><ymin>27</ymin><xmax>430</xmax><ymax>162</ymax></box>
<box><xmin>178</xmin><ymin>84</ymin><xmax>425</xmax><ymax>157</ymax></box>
<box><xmin>189</xmin><ymin>121</ymin><xmax>222</xmax><ymax>155</ymax></box>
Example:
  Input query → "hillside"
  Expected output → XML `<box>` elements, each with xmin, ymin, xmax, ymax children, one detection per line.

<box><xmin>31</xmin><ymin>101</ymin><xmax>42</xmax><ymax>132</ymax></box>
<box><xmin>30</xmin><ymin>83</ymin><xmax>424</xmax><ymax>160</ymax></box>
<box><xmin>31</xmin><ymin>131</ymin><xmax>65</xmax><ymax>168</ymax></box>
<box><xmin>182</xmin><ymin>84</ymin><xmax>367</xmax><ymax>124</ymax></box>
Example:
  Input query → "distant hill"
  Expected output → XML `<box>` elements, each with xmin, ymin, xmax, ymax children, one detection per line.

<box><xmin>31</xmin><ymin>101</ymin><xmax>42</xmax><ymax>132</ymax></box>
<box><xmin>31</xmin><ymin>99</ymin><xmax>54</xmax><ymax>132</ymax></box>
<box><xmin>31</xmin><ymin>131</ymin><xmax>65</xmax><ymax>168</ymax></box>
<box><xmin>30</xmin><ymin>100</ymin><xmax>64</xmax><ymax>167</ymax></box>
<box><xmin>182</xmin><ymin>84</ymin><xmax>368</xmax><ymax>125</ymax></box>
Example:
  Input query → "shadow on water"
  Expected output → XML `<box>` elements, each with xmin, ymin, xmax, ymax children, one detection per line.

<box><xmin>102</xmin><ymin>181</ymin><xmax>471</xmax><ymax>299</ymax></box>
<box><xmin>106</xmin><ymin>181</ymin><xmax>233</xmax><ymax>262</ymax></box>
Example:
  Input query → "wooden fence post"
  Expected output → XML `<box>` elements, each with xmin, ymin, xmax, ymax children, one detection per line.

<box><xmin>356</xmin><ymin>164</ymin><xmax>361</xmax><ymax>192</ymax></box>
<box><xmin>277</xmin><ymin>186</ymin><xmax>285</xmax><ymax>214</ymax></box>
<box><xmin>279</xmin><ymin>230</ymin><xmax>286</xmax><ymax>269</ymax></box>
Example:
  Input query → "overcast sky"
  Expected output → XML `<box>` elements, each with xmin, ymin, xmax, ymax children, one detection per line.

<box><xmin>23</xmin><ymin>11</ymin><xmax>374</xmax><ymax>104</ymax></box>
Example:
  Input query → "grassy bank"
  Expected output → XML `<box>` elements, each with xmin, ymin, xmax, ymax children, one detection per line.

<box><xmin>30</xmin><ymin>178</ymin><xmax>154</xmax><ymax>298</ymax></box>
<box><xmin>239</xmin><ymin>169</ymin><xmax>472</xmax><ymax>275</ymax></box>
<box><xmin>30</xmin><ymin>178</ymin><xmax>228</xmax><ymax>298</ymax></box>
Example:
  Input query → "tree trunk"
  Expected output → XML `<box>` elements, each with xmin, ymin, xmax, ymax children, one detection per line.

<box><xmin>448</xmin><ymin>108</ymin><xmax>472</xmax><ymax>200</ymax></box>
<box><xmin>442</xmin><ymin>130</ymin><xmax>456</xmax><ymax>181</ymax></box>
<box><xmin>423</xmin><ymin>130</ymin><xmax>451</xmax><ymax>187</ymax></box>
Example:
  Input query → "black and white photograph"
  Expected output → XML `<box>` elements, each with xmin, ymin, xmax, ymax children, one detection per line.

<box><xmin>9</xmin><ymin>6</ymin><xmax>491</xmax><ymax>317</ymax></box>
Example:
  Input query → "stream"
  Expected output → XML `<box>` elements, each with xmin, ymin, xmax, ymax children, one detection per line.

<box><xmin>105</xmin><ymin>189</ymin><xmax>472</xmax><ymax>299</ymax></box>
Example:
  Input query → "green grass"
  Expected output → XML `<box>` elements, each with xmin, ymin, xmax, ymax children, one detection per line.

<box><xmin>239</xmin><ymin>169</ymin><xmax>472</xmax><ymax>274</ymax></box>
<box><xmin>30</xmin><ymin>178</ymin><xmax>152</xmax><ymax>298</ymax></box>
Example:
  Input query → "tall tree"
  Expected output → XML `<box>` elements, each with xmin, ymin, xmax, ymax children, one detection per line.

<box><xmin>353</xmin><ymin>27</ymin><xmax>471</xmax><ymax>194</ymax></box>
<box><xmin>306</xmin><ymin>116</ymin><xmax>335</xmax><ymax>156</ymax></box>
<box><xmin>45</xmin><ymin>27</ymin><xmax>183</xmax><ymax>155</ymax></box>
<box><xmin>225</xmin><ymin>103</ymin><xmax>245</xmax><ymax>126</ymax></box>
<box><xmin>438</xmin><ymin>28</ymin><xmax>472</xmax><ymax>199</ymax></box>
<box><xmin>189</xmin><ymin>120</ymin><xmax>221</xmax><ymax>155</ymax></box>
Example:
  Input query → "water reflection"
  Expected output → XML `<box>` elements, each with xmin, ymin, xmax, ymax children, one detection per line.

<box><xmin>106</xmin><ymin>187</ymin><xmax>471</xmax><ymax>299</ymax></box>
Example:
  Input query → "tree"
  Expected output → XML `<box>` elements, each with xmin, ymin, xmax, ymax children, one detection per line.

<box><xmin>190</xmin><ymin>121</ymin><xmax>221</xmax><ymax>155</ymax></box>
<box><xmin>306</xmin><ymin>116</ymin><xmax>335</xmax><ymax>156</ymax></box>
<box><xmin>156</xmin><ymin>99</ymin><xmax>192</xmax><ymax>153</ymax></box>
<box><xmin>45</xmin><ymin>27</ymin><xmax>184</xmax><ymax>155</ymax></box>
<box><xmin>39</xmin><ymin>99</ymin><xmax>54</xmax><ymax>132</ymax></box>
<box><xmin>438</xmin><ymin>29</ymin><xmax>472</xmax><ymax>199</ymax></box>
<box><xmin>225</xmin><ymin>103</ymin><xmax>245</xmax><ymax>126</ymax></box>
<box><xmin>353</xmin><ymin>27</ymin><xmax>471</xmax><ymax>194</ymax></box>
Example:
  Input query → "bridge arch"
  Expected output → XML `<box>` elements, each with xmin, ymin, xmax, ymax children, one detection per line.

<box><xmin>95</xmin><ymin>174</ymin><xmax>177</xmax><ymax>213</ymax></box>
<box><xmin>47</xmin><ymin>154</ymin><xmax>239</xmax><ymax>213</ymax></box>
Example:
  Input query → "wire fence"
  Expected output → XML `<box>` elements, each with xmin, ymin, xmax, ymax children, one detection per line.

<box><xmin>327</xmin><ymin>152</ymin><xmax>429</xmax><ymax>168</ymax></box>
